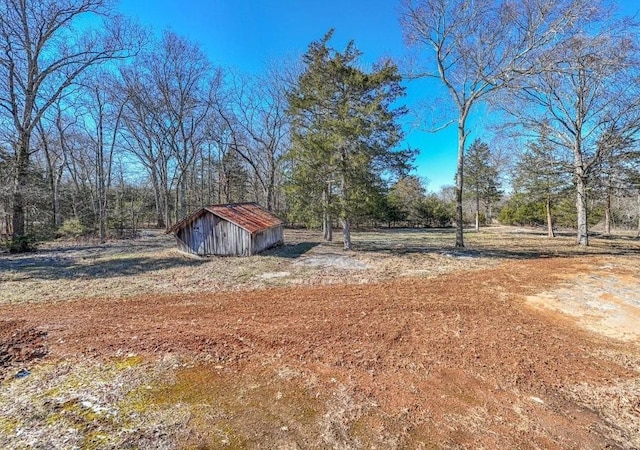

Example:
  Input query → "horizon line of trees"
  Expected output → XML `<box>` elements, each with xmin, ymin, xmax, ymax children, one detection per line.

<box><xmin>2</xmin><ymin>0</ymin><xmax>640</xmax><ymax>252</ymax></box>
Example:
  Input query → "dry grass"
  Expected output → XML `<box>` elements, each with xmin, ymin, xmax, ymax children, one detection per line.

<box><xmin>2</xmin><ymin>226</ymin><xmax>638</xmax><ymax>305</ymax></box>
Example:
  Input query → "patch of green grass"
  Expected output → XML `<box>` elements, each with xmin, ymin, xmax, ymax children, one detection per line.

<box><xmin>113</xmin><ymin>354</ymin><xmax>144</xmax><ymax>370</ymax></box>
<box><xmin>0</xmin><ymin>416</ymin><xmax>19</xmax><ymax>435</ymax></box>
<box><xmin>146</xmin><ymin>364</ymin><xmax>325</xmax><ymax>448</ymax></box>
<box><xmin>82</xmin><ymin>430</ymin><xmax>110</xmax><ymax>449</ymax></box>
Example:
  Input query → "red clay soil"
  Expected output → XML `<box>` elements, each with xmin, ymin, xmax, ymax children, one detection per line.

<box><xmin>1</xmin><ymin>256</ymin><xmax>638</xmax><ymax>448</ymax></box>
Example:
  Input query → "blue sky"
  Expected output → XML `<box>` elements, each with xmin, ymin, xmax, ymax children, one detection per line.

<box><xmin>117</xmin><ymin>0</ymin><xmax>639</xmax><ymax>192</ymax></box>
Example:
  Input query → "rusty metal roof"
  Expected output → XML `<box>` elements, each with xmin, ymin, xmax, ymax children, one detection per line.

<box><xmin>166</xmin><ymin>202</ymin><xmax>283</xmax><ymax>235</ymax></box>
<box><xmin>205</xmin><ymin>203</ymin><xmax>283</xmax><ymax>234</ymax></box>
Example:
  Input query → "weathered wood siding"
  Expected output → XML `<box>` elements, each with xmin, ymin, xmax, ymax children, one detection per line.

<box><xmin>213</xmin><ymin>219</ymin><xmax>252</xmax><ymax>256</ymax></box>
<box><xmin>175</xmin><ymin>211</ymin><xmax>283</xmax><ymax>256</ymax></box>
<box><xmin>251</xmin><ymin>226</ymin><xmax>284</xmax><ymax>254</ymax></box>
<box><xmin>175</xmin><ymin>214</ymin><xmax>206</xmax><ymax>255</ymax></box>
<box><xmin>176</xmin><ymin>212</ymin><xmax>251</xmax><ymax>256</ymax></box>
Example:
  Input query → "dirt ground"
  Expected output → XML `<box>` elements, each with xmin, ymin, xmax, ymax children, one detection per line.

<box><xmin>0</xmin><ymin>228</ymin><xmax>639</xmax><ymax>449</ymax></box>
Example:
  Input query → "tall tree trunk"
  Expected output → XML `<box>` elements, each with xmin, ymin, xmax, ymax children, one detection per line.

<box><xmin>342</xmin><ymin>216</ymin><xmax>351</xmax><ymax>250</ymax></box>
<box><xmin>3</xmin><ymin>213</ymin><xmax>10</xmax><ymax>236</ymax></box>
<box><xmin>53</xmin><ymin>167</ymin><xmax>62</xmax><ymax>227</ymax></box>
<box><xmin>341</xmin><ymin>174</ymin><xmax>351</xmax><ymax>250</ymax></box>
<box><xmin>546</xmin><ymin>196</ymin><xmax>555</xmax><ymax>238</ymax></box>
<box><xmin>11</xmin><ymin>136</ymin><xmax>30</xmax><ymax>252</ymax></box>
<box><xmin>38</xmin><ymin>123</ymin><xmax>57</xmax><ymax>230</ymax></box>
<box><xmin>179</xmin><ymin>179</ymin><xmax>187</xmax><ymax>219</ymax></box>
<box><xmin>322</xmin><ymin>187</ymin><xmax>332</xmax><ymax>242</ymax></box>
<box><xmin>475</xmin><ymin>194</ymin><xmax>480</xmax><ymax>232</ymax></box>
<box><xmin>455</xmin><ymin>118</ymin><xmax>466</xmax><ymax>248</ymax></box>
<box><xmin>150</xmin><ymin>168</ymin><xmax>165</xmax><ymax>228</ymax></box>
<box><xmin>97</xmin><ymin>106</ymin><xmax>107</xmax><ymax>243</ymax></box>
<box><xmin>604</xmin><ymin>179</ymin><xmax>612</xmax><ymax>236</ymax></box>
<box><xmin>42</xmin><ymin>135</ymin><xmax>62</xmax><ymax>229</ymax></box>
<box><xmin>224</xmin><ymin>170</ymin><xmax>232</xmax><ymax>203</ymax></box>
<box><xmin>573</xmin><ymin>137</ymin><xmax>589</xmax><ymax>246</ymax></box>
<box><xmin>217</xmin><ymin>155</ymin><xmax>223</xmax><ymax>205</ymax></box>
<box><xmin>163</xmin><ymin>185</ymin><xmax>171</xmax><ymax>228</ymax></box>
<box><xmin>575</xmin><ymin>173</ymin><xmax>589</xmax><ymax>246</ymax></box>
<box><xmin>637</xmin><ymin>191</ymin><xmax>640</xmax><ymax>238</ymax></box>
<box><xmin>266</xmin><ymin>168</ymin><xmax>276</xmax><ymax>211</ymax></box>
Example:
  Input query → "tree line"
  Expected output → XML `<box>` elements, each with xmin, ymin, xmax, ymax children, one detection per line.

<box><xmin>1</xmin><ymin>0</ymin><xmax>639</xmax><ymax>252</ymax></box>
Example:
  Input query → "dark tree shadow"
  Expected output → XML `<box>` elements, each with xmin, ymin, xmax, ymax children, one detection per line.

<box><xmin>349</xmin><ymin>227</ymin><xmax>640</xmax><ymax>260</ymax></box>
<box><xmin>0</xmin><ymin>256</ymin><xmax>207</xmax><ymax>281</ymax></box>
<box><xmin>265</xmin><ymin>242</ymin><xmax>320</xmax><ymax>259</ymax></box>
<box><xmin>0</xmin><ymin>243</ymin><xmax>322</xmax><ymax>282</ymax></box>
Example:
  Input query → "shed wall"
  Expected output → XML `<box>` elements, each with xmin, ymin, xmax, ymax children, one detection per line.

<box><xmin>176</xmin><ymin>213</ymin><xmax>252</xmax><ymax>256</ymax></box>
<box><xmin>251</xmin><ymin>226</ymin><xmax>284</xmax><ymax>254</ymax></box>
<box><xmin>214</xmin><ymin>219</ymin><xmax>251</xmax><ymax>256</ymax></box>
<box><xmin>175</xmin><ymin>214</ymin><xmax>208</xmax><ymax>255</ymax></box>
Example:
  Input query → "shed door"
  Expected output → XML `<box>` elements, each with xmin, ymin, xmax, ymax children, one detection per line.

<box><xmin>192</xmin><ymin>223</ymin><xmax>205</xmax><ymax>255</ymax></box>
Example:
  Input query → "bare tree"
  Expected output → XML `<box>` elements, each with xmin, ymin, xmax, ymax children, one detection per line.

<box><xmin>34</xmin><ymin>116</ymin><xmax>65</xmax><ymax>229</ymax></box>
<box><xmin>52</xmin><ymin>100</ymin><xmax>87</xmax><ymax>223</ymax></box>
<box><xmin>120</xmin><ymin>66</ymin><xmax>174</xmax><ymax>228</ymax></box>
<box><xmin>78</xmin><ymin>70</ymin><xmax>128</xmax><ymax>241</ymax></box>
<box><xmin>399</xmin><ymin>0</ymin><xmax>593</xmax><ymax>247</ymax></box>
<box><xmin>149</xmin><ymin>32</ymin><xmax>219</xmax><ymax>221</ymax></box>
<box><xmin>57</xmin><ymin>113</ymin><xmax>99</xmax><ymax>225</ymax></box>
<box><xmin>221</xmin><ymin>65</ymin><xmax>291</xmax><ymax>211</ymax></box>
<box><xmin>119</xmin><ymin>32</ymin><xmax>223</xmax><ymax>226</ymax></box>
<box><xmin>0</xmin><ymin>0</ymin><xmax>141</xmax><ymax>251</ymax></box>
<box><xmin>501</xmin><ymin>13</ymin><xmax>640</xmax><ymax>246</ymax></box>
<box><xmin>205</xmin><ymin>118</ymin><xmax>251</xmax><ymax>205</ymax></box>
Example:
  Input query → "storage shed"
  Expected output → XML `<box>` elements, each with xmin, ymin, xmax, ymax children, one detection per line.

<box><xmin>167</xmin><ymin>203</ymin><xmax>284</xmax><ymax>256</ymax></box>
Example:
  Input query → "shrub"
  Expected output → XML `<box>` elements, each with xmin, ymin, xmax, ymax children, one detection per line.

<box><xmin>9</xmin><ymin>234</ymin><xmax>37</xmax><ymax>253</ymax></box>
<box><xmin>57</xmin><ymin>218</ymin><xmax>87</xmax><ymax>238</ymax></box>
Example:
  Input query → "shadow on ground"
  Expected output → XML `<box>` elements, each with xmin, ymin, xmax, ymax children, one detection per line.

<box><xmin>266</xmin><ymin>242</ymin><xmax>319</xmax><ymax>258</ymax></box>
<box><xmin>0</xmin><ymin>256</ymin><xmax>207</xmax><ymax>281</ymax></box>
<box><xmin>350</xmin><ymin>227</ymin><xmax>640</xmax><ymax>260</ymax></box>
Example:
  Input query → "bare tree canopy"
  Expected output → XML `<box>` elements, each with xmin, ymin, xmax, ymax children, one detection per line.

<box><xmin>215</xmin><ymin>64</ymin><xmax>291</xmax><ymax>212</ymax></box>
<box><xmin>399</xmin><ymin>0</ymin><xmax>598</xmax><ymax>247</ymax></box>
<box><xmin>0</xmin><ymin>0</ymin><xmax>142</xmax><ymax>251</ymax></box>
<box><xmin>499</xmin><ymin>4</ymin><xmax>640</xmax><ymax>245</ymax></box>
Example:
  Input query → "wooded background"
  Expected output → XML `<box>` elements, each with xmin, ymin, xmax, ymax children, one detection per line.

<box><xmin>1</xmin><ymin>0</ymin><xmax>639</xmax><ymax>252</ymax></box>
